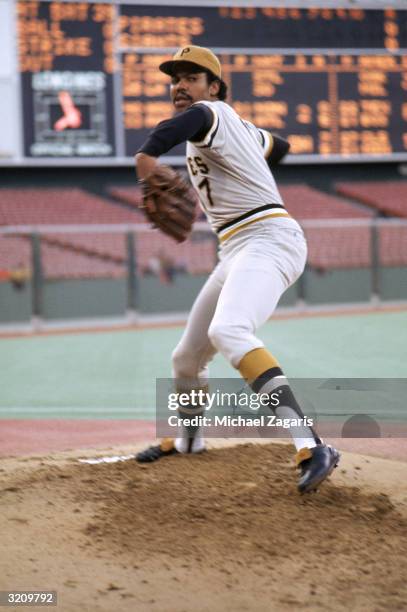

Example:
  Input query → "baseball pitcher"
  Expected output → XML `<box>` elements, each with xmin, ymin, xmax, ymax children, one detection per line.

<box><xmin>135</xmin><ymin>46</ymin><xmax>340</xmax><ymax>494</ymax></box>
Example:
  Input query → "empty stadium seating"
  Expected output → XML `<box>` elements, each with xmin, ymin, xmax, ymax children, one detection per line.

<box><xmin>1</xmin><ymin>184</ymin><xmax>405</xmax><ymax>280</ymax></box>
<box><xmin>108</xmin><ymin>185</ymin><xmax>144</xmax><ymax>210</ymax></box>
<box><xmin>0</xmin><ymin>236</ymin><xmax>31</xmax><ymax>273</ymax></box>
<box><xmin>0</xmin><ymin>188</ymin><xmax>139</xmax><ymax>225</ymax></box>
<box><xmin>335</xmin><ymin>181</ymin><xmax>407</xmax><ymax>218</ymax></box>
<box><xmin>42</xmin><ymin>232</ymin><xmax>127</xmax><ymax>264</ymax></box>
<box><xmin>280</xmin><ymin>184</ymin><xmax>373</xmax><ymax>219</ymax></box>
<box><xmin>378</xmin><ymin>224</ymin><xmax>407</xmax><ymax>266</ymax></box>
<box><xmin>0</xmin><ymin>234</ymin><xmax>126</xmax><ymax>280</ymax></box>
<box><xmin>0</xmin><ymin>188</ymin><xmax>139</xmax><ymax>279</ymax></box>
<box><xmin>41</xmin><ymin>243</ymin><xmax>125</xmax><ymax>279</ymax></box>
<box><xmin>0</xmin><ymin>188</ymin><xmax>216</xmax><ymax>279</ymax></box>
<box><xmin>304</xmin><ymin>226</ymin><xmax>372</xmax><ymax>270</ymax></box>
<box><xmin>279</xmin><ymin>184</ymin><xmax>373</xmax><ymax>270</ymax></box>
<box><xmin>135</xmin><ymin>230</ymin><xmax>216</xmax><ymax>276</ymax></box>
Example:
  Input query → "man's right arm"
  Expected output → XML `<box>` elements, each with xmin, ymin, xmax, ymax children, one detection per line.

<box><xmin>135</xmin><ymin>104</ymin><xmax>214</xmax><ymax>179</ymax></box>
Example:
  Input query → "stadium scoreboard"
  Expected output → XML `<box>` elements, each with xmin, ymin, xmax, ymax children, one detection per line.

<box><xmin>10</xmin><ymin>1</ymin><xmax>407</xmax><ymax>164</ymax></box>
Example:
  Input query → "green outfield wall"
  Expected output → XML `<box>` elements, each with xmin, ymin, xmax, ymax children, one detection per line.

<box><xmin>0</xmin><ymin>267</ymin><xmax>406</xmax><ymax>324</ymax></box>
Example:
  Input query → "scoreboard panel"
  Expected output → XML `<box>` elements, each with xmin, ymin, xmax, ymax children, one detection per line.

<box><xmin>119</xmin><ymin>5</ymin><xmax>407</xmax><ymax>50</ymax></box>
<box><xmin>12</xmin><ymin>1</ymin><xmax>407</xmax><ymax>164</ymax></box>
<box><xmin>18</xmin><ymin>1</ymin><xmax>116</xmax><ymax>158</ymax></box>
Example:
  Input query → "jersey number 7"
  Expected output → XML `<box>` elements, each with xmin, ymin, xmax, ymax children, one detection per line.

<box><xmin>197</xmin><ymin>177</ymin><xmax>214</xmax><ymax>208</ymax></box>
<box><xmin>188</xmin><ymin>156</ymin><xmax>215</xmax><ymax>209</ymax></box>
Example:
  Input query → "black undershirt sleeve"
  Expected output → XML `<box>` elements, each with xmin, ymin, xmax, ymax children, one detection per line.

<box><xmin>266</xmin><ymin>134</ymin><xmax>290</xmax><ymax>166</ymax></box>
<box><xmin>137</xmin><ymin>104</ymin><xmax>214</xmax><ymax>157</ymax></box>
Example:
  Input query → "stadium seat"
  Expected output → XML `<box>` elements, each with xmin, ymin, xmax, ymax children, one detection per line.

<box><xmin>334</xmin><ymin>181</ymin><xmax>407</xmax><ymax>218</ymax></box>
<box><xmin>107</xmin><ymin>185</ymin><xmax>144</xmax><ymax>211</ymax></box>
<box><xmin>279</xmin><ymin>184</ymin><xmax>373</xmax><ymax>270</ymax></box>
<box><xmin>0</xmin><ymin>236</ymin><xmax>31</xmax><ymax>276</ymax></box>
<box><xmin>280</xmin><ymin>184</ymin><xmax>373</xmax><ymax>220</ymax></box>
<box><xmin>378</xmin><ymin>224</ymin><xmax>407</xmax><ymax>266</ymax></box>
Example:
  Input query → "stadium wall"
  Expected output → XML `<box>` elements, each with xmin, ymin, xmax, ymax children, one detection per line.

<box><xmin>1</xmin><ymin>267</ymin><xmax>406</xmax><ymax>324</ymax></box>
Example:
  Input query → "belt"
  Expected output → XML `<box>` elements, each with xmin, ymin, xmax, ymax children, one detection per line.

<box><xmin>216</xmin><ymin>204</ymin><xmax>290</xmax><ymax>243</ymax></box>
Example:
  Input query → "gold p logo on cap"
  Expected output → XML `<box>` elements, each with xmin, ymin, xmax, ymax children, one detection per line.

<box><xmin>159</xmin><ymin>45</ymin><xmax>222</xmax><ymax>79</ymax></box>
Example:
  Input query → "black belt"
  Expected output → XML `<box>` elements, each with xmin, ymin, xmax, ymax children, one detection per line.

<box><xmin>216</xmin><ymin>203</ymin><xmax>286</xmax><ymax>234</ymax></box>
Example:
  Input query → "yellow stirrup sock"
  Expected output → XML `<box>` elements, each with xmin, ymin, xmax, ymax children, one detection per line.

<box><xmin>238</xmin><ymin>348</ymin><xmax>281</xmax><ymax>383</ymax></box>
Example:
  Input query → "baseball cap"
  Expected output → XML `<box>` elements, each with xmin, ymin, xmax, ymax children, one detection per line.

<box><xmin>159</xmin><ymin>45</ymin><xmax>222</xmax><ymax>79</ymax></box>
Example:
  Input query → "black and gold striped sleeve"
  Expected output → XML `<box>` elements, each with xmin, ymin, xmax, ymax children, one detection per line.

<box><xmin>258</xmin><ymin>129</ymin><xmax>290</xmax><ymax>166</ymax></box>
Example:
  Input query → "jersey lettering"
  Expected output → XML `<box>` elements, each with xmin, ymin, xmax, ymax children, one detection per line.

<box><xmin>187</xmin><ymin>156</ymin><xmax>209</xmax><ymax>176</ymax></box>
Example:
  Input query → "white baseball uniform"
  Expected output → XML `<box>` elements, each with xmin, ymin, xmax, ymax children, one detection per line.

<box><xmin>172</xmin><ymin>101</ymin><xmax>307</xmax><ymax>452</ymax></box>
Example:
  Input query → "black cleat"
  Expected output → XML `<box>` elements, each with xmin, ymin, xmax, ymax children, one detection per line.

<box><xmin>296</xmin><ymin>444</ymin><xmax>340</xmax><ymax>494</ymax></box>
<box><xmin>136</xmin><ymin>438</ymin><xmax>179</xmax><ymax>463</ymax></box>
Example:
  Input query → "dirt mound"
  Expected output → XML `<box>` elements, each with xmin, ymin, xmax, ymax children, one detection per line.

<box><xmin>1</xmin><ymin>443</ymin><xmax>407</xmax><ymax>611</ymax></box>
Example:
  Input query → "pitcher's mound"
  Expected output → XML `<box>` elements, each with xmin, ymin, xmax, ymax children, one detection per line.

<box><xmin>1</xmin><ymin>442</ymin><xmax>406</xmax><ymax>611</ymax></box>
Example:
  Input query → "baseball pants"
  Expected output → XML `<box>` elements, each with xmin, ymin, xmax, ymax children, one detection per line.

<box><xmin>172</xmin><ymin>216</ymin><xmax>307</xmax><ymax>384</ymax></box>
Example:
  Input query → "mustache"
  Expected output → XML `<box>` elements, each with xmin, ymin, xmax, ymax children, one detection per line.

<box><xmin>174</xmin><ymin>93</ymin><xmax>192</xmax><ymax>101</ymax></box>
